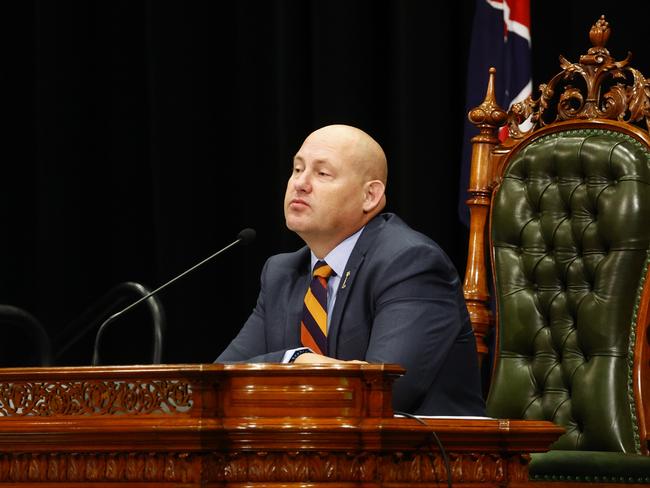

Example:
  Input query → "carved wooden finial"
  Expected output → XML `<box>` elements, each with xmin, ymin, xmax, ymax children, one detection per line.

<box><xmin>505</xmin><ymin>15</ymin><xmax>649</xmax><ymax>132</ymax></box>
<box><xmin>468</xmin><ymin>67</ymin><xmax>507</xmax><ymax>131</ymax></box>
<box><xmin>589</xmin><ymin>15</ymin><xmax>610</xmax><ymax>50</ymax></box>
<box><xmin>581</xmin><ymin>15</ymin><xmax>614</xmax><ymax>65</ymax></box>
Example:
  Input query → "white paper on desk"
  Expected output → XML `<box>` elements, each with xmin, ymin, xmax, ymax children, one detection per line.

<box><xmin>394</xmin><ymin>415</ymin><xmax>493</xmax><ymax>420</ymax></box>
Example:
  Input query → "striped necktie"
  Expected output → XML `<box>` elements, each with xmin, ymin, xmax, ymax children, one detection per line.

<box><xmin>300</xmin><ymin>260</ymin><xmax>334</xmax><ymax>355</ymax></box>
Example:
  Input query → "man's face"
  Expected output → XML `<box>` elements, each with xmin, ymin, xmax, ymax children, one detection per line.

<box><xmin>284</xmin><ymin>130</ymin><xmax>367</xmax><ymax>246</ymax></box>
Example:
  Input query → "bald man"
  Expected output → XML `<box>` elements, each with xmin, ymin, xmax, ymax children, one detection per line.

<box><xmin>217</xmin><ymin>125</ymin><xmax>485</xmax><ymax>416</ymax></box>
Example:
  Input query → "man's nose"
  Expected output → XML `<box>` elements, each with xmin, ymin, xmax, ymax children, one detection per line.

<box><xmin>294</xmin><ymin>172</ymin><xmax>311</xmax><ymax>192</ymax></box>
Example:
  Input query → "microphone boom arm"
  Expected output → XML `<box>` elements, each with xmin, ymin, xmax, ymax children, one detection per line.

<box><xmin>91</xmin><ymin>230</ymin><xmax>254</xmax><ymax>366</ymax></box>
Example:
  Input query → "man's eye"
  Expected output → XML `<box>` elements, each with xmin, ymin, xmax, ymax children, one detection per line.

<box><xmin>318</xmin><ymin>171</ymin><xmax>330</xmax><ymax>176</ymax></box>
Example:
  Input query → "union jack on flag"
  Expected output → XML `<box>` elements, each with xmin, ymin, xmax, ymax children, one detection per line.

<box><xmin>458</xmin><ymin>0</ymin><xmax>531</xmax><ymax>225</ymax></box>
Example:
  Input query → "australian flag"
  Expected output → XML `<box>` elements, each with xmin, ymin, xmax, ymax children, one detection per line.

<box><xmin>458</xmin><ymin>0</ymin><xmax>531</xmax><ymax>225</ymax></box>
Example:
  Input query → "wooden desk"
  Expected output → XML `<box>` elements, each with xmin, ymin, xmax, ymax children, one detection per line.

<box><xmin>0</xmin><ymin>363</ymin><xmax>562</xmax><ymax>486</ymax></box>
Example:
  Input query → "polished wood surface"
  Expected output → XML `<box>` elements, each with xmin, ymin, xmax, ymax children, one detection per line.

<box><xmin>463</xmin><ymin>67</ymin><xmax>505</xmax><ymax>366</ymax></box>
<box><xmin>0</xmin><ymin>363</ymin><xmax>563</xmax><ymax>486</ymax></box>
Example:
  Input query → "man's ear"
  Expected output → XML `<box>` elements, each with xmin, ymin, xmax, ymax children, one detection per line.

<box><xmin>362</xmin><ymin>180</ymin><xmax>386</xmax><ymax>213</ymax></box>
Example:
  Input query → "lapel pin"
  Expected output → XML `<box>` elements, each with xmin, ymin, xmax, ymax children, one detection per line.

<box><xmin>341</xmin><ymin>270</ymin><xmax>351</xmax><ymax>289</ymax></box>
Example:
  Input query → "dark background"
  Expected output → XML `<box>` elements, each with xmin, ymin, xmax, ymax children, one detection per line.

<box><xmin>0</xmin><ymin>1</ymin><xmax>647</xmax><ymax>365</ymax></box>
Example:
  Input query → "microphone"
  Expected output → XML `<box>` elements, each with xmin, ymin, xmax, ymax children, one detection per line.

<box><xmin>91</xmin><ymin>228</ymin><xmax>256</xmax><ymax>365</ymax></box>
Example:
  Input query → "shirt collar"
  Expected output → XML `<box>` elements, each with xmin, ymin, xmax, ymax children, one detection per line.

<box><xmin>310</xmin><ymin>226</ymin><xmax>364</xmax><ymax>277</ymax></box>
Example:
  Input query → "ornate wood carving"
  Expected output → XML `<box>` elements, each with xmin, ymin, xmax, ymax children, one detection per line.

<box><xmin>0</xmin><ymin>452</ymin><xmax>200</xmax><ymax>483</ymax></box>
<box><xmin>0</xmin><ymin>379</ymin><xmax>193</xmax><ymax>416</ymax></box>
<box><xmin>0</xmin><ymin>451</ymin><xmax>530</xmax><ymax>484</ymax></box>
<box><xmin>0</xmin><ymin>364</ymin><xmax>563</xmax><ymax>486</ymax></box>
<box><xmin>506</xmin><ymin>15</ymin><xmax>650</xmax><ymax>140</ymax></box>
<box><xmin>464</xmin><ymin>67</ymin><xmax>507</xmax><ymax>364</ymax></box>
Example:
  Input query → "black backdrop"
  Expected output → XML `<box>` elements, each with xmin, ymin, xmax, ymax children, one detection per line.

<box><xmin>0</xmin><ymin>1</ymin><xmax>647</xmax><ymax>365</ymax></box>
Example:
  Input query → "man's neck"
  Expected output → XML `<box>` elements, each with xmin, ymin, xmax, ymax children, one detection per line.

<box><xmin>309</xmin><ymin>227</ymin><xmax>365</xmax><ymax>278</ymax></box>
<box><xmin>302</xmin><ymin>226</ymin><xmax>362</xmax><ymax>259</ymax></box>
<box><xmin>301</xmin><ymin>214</ymin><xmax>380</xmax><ymax>258</ymax></box>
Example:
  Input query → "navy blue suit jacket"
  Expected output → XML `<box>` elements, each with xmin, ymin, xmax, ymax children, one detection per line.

<box><xmin>217</xmin><ymin>213</ymin><xmax>485</xmax><ymax>416</ymax></box>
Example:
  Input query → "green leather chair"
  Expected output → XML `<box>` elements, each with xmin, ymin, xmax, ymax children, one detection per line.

<box><xmin>463</xmin><ymin>16</ymin><xmax>650</xmax><ymax>485</ymax></box>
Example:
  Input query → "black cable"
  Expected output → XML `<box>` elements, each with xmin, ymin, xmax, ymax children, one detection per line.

<box><xmin>394</xmin><ymin>411</ymin><xmax>453</xmax><ymax>488</ymax></box>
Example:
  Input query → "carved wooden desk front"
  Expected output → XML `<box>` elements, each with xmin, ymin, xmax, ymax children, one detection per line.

<box><xmin>0</xmin><ymin>363</ymin><xmax>563</xmax><ymax>486</ymax></box>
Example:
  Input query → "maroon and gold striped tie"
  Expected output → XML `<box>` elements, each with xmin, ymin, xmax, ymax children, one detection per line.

<box><xmin>300</xmin><ymin>261</ymin><xmax>334</xmax><ymax>355</ymax></box>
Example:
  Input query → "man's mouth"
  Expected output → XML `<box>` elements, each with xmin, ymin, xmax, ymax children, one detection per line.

<box><xmin>289</xmin><ymin>198</ymin><xmax>309</xmax><ymax>208</ymax></box>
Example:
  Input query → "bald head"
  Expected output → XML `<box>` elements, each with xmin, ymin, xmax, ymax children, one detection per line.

<box><xmin>305</xmin><ymin>125</ymin><xmax>388</xmax><ymax>185</ymax></box>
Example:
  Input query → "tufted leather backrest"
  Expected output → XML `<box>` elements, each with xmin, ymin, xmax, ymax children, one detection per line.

<box><xmin>486</xmin><ymin>128</ymin><xmax>650</xmax><ymax>453</ymax></box>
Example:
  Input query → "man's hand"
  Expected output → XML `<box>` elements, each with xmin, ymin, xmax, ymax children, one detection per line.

<box><xmin>292</xmin><ymin>353</ymin><xmax>368</xmax><ymax>364</ymax></box>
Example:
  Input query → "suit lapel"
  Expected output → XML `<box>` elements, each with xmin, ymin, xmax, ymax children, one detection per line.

<box><xmin>285</xmin><ymin>248</ymin><xmax>311</xmax><ymax>348</ymax></box>
<box><xmin>327</xmin><ymin>215</ymin><xmax>386</xmax><ymax>356</ymax></box>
